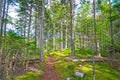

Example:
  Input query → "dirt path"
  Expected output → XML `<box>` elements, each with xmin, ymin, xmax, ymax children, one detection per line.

<box><xmin>41</xmin><ymin>57</ymin><xmax>61</xmax><ymax>80</ymax></box>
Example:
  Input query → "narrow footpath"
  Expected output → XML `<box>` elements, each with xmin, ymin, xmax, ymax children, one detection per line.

<box><xmin>41</xmin><ymin>56</ymin><xmax>61</xmax><ymax>80</ymax></box>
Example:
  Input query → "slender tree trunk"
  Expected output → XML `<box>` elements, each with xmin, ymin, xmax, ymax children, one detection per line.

<box><xmin>93</xmin><ymin>0</ymin><xmax>100</xmax><ymax>57</ymax></box>
<box><xmin>0</xmin><ymin>0</ymin><xmax>7</xmax><ymax>79</ymax></box>
<box><xmin>0</xmin><ymin>0</ymin><xmax>3</xmax><ymax>44</ymax></box>
<box><xmin>39</xmin><ymin>0</ymin><xmax>45</xmax><ymax>62</ymax></box>
<box><xmin>109</xmin><ymin>0</ymin><xmax>115</xmax><ymax>60</ymax></box>
<box><xmin>0</xmin><ymin>0</ymin><xmax>5</xmax><ymax>38</ymax></box>
<box><xmin>70</xmin><ymin>0</ymin><xmax>75</xmax><ymax>56</ymax></box>
<box><xmin>53</xmin><ymin>23</ymin><xmax>56</xmax><ymax>50</ymax></box>
<box><xmin>60</xmin><ymin>21</ymin><xmax>63</xmax><ymax>50</ymax></box>
<box><xmin>92</xmin><ymin>0</ymin><xmax>96</xmax><ymax>80</ymax></box>
<box><xmin>65</xmin><ymin>24</ymin><xmax>68</xmax><ymax>49</ymax></box>
<box><xmin>35</xmin><ymin>11</ymin><xmax>38</xmax><ymax>53</ymax></box>
<box><xmin>4</xmin><ymin>0</ymin><xmax>9</xmax><ymax>37</ymax></box>
<box><xmin>27</xmin><ymin>4</ymin><xmax>32</xmax><ymax>54</ymax></box>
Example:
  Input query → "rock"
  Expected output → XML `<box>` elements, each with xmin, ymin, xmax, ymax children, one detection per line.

<box><xmin>72</xmin><ymin>59</ymin><xmax>79</xmax><ymax>62</ymax></box>
<box><xmin>75</xmin><ymin>72</ymin><xmax>85</xmax><ymax>78</ymax></box>
<box><xmin>67</xmin><ymin>78</ymin><xmax>71</xmax><ymax>80</ymax></box>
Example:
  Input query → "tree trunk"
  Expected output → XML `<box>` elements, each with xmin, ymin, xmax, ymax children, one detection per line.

<box><xmin>39</xmin><ymin>0</ymin><xmax>45</xmax><ymax>62</ymax></box>
<box><xmin>53</xmin><ymin>23</ymin><xmax>56</xmax><ymax>50</ymax></box>
<box><xmin>27</xmin><ymin>3</ymin><xmax>32</xmax><ymax>54</ymax></box>
<box><xmin>0</xmin><ymin>0</ymin><xmax>5</xmax><ymax>38</ymax></box>
<box><xmin>92</xmin><ymin>0</ymin><xmax>96</xmax><ymax>80</ymax></box>
<box><xmin>65</xmin><ymin>24</ymin><xmax>68</xmax><ymax>49</ymax></box>
<box><xmin>93</xmin><ymin>0</ymin><xmax>100</xmax><ymax>57</ymax></box>
<box><xmin>109</xmin><ymin>0</ymin><xmax>115</xmax><ymax>60</ymax></box>
<box><xmin>4</xmin><ymin>0</ymin><xmax>9</xmax><ymax>37</ymax></box>
<box><xmin>60</xmin><ymin>21</ymin><xmax>63</xmax><ymax>50</ymax></box>
<box><xmin>0</xmin><ymin>0</ymin><xmax>7</xmax><ymax>79</ymax></box>
<box><xmin>70</xmin><ymin>0</ymin><xmax>75</xmax><ymax>56</ymax></box>
<box><xmin>0</xmin><ymin>0</ymin><xmax>3</xmax><ymax>40</ymax></box>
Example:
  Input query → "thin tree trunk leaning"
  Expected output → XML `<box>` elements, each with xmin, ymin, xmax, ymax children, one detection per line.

<box><xmin>109</xmin><ymin>0</ymin><xmax>115</xmax><ymax>61</ymax></box>
<box><xmin>70</xmin><ymin>0</ymin><xmax>75</xmax><ymax>56</ymax></box>
<box><xmin>39</xmin><ymin>0</ymin><xmax>45</xmax><ymax>62</ymax></box>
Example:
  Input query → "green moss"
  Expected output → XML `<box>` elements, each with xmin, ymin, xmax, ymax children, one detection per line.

<box><xmin>50</xmin><ymin>49</ymin><xmax>120</xmax><ymax>80</ymax></box>
<box><xmin>50</xmin><ymin>48</ymin><xmax>93</xmax><ymax>60</ymax></box>
<box><xmin>15</xmin><ymin>72</ymin><xmax>41</xmax><ymax>80</ymax></box>
<box><xmin>50</xmin><ymin>50</ymin><xmax>70</xmax><ymax>60</ymax></box>
<box><xmin>76</xmin><ymin>62</ymin><xmax>120</xmax><ymax>80</ymax></box>
<box><xmin>75</xmin><ymin>48</ymin><xmax>92</xmax><ymax>57</ymax></box>
<box><xmin>54</xmin><ymin>61</ymin><xmax>76</xmax><ymax>78</ymax></box>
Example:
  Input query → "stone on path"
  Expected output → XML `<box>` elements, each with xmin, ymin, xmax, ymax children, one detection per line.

<box><xmin>75</xmin><ymin>72</ymin><xmax>85</xmax><ymax>78</ymax></box>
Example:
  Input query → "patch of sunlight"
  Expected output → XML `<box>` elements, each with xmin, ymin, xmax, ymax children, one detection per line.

<box><xmin>81</xmin><ymin>66</ymin><xmax>92</xmax><ymax>72</ymax></box>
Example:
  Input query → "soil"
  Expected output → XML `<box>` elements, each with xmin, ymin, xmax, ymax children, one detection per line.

<box><xmin>41</xmin><ymin>57</ymin><xmax>61</xmax><ymax>80</ymax></box>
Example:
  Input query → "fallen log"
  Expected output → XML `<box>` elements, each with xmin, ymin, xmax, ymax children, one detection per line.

<box><xmin>71</xmin><ymin>58</ymin><xmax>114</xmax><ymax>62</ymax></box>
<box><xmin>2</xmin><ymin>58</ymin><xmax>40</xmax><ymax>64</ymax></box>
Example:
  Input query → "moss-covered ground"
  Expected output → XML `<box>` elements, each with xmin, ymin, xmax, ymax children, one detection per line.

<box><xmin>15</xmin><ymin>48</ymin><xmax>120</xmax><ymax>80</ymax></box>
<box><xmin>52</xmin><ymin>49</ymin><xmax>120</xmax><ymax>80</ymax></box>
<box><xmin>15</xmin><ymin>72</ymin><xmax>41</xmax><ymax>80</ymax></box>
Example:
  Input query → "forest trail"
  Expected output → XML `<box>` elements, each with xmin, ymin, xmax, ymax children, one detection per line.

<box><xmin>41</xmin><ymin>56</ymin><xmax>61</xmax><ymax>80</ymax></box>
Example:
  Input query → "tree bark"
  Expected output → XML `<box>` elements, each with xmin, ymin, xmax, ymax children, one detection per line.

<box><xmin>0</xmin><ymin>0</ymin><xmax>7</xmax><ymax>79</ymax></box>
<box><xmin>27</xmin><ymin>3</ymin><xmax>32</xmax><ymax>54</ymax></box>
<box><xmin>60</xmin><ymin>21</ymin><xmax>63</xmax><ymax>50</ymax></box>
<box><xmin>0</xmin><ymin>0</ymin><xmax>3</xmax><ymax>44</ymax></box>
<box><xmin>93</xmin><ymin>0</ymin><xmax>100</xmax><ymax>57</ymax></box>
<box><xmin>65</xmin><ymin>24</ymin><xmax>68</xmax><ymax>49</ymax></box>
<box><xmin>39</xmin><ymin>0</ymin><xmax>45</xmax><ymax>62</ymax></box>
<box><xmin>70</xmin><ymin>0</ymin><xmax>75</xmax><ymax>56</ymax></box>
<box><xmin>92</xmin><ymin>0</ymin><xmax>96</xmax><ymax>80</ymax></box>
<box><xmin>109</xmin><ymin>0</ymin><xmax>115</xmax><ymax>61</ymax></box>
<box><xmin>53</xmin><ymin>23</ymin><xmax>56</xmax><ymax>50</ymax></box>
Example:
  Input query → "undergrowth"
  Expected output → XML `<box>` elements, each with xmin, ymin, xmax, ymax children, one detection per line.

<box><xmin>52</xmin><ymin>49</ymin><xmax>120</xmax><ymax>80</ymax></box>
<box><xmin>15</xmin><ymin>72</ymin><xmax>41</xmax><ymax>80</ymax></box>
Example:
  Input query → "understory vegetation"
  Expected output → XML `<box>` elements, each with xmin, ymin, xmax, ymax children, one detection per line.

<box><xmin>15</xmin><ymin>49</ymin><xmax>120</xmax><ymax>80</ymax></box>
<box><xmin>53</xmin><ymin>49</ymin><xmax>120</xmax><ymax>80</ymax></box>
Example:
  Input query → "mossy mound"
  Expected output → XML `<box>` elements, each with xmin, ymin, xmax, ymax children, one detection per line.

<box><xmin>15</xmin><ymin>72</ymin><xmax>41</xmax><ymax>80</ymax></box>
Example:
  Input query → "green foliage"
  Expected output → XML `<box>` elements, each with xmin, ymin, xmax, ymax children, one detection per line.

<box><xmin>15</xmin><ymin>72</ymin><xmax>41</xmax><ymax>80</ymax></box>
<box><xmin>112</xmin><ymin>0</ymin><xmax>120</xmax><ymax>8</ymax></box>
<box><xmin>75</xmin><ymin>48</ymin><xmax>93</xmax><ymax>57</ymax></box>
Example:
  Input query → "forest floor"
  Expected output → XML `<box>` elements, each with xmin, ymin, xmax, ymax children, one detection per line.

<box><xmin>41</xmin><ymin>56</ymin><xmax>61</xmax><ymax>80</ymax></box>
